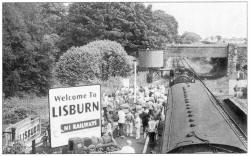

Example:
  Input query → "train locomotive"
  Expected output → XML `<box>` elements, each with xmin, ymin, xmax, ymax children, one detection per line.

<box><xmin>161</xmin><ymin>67</ymin><xmax>247</xmax><ymax>153</ymax></box>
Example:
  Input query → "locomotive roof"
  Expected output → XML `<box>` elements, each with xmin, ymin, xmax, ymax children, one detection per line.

<box><xmin>162</xmin><ymin>82</ymin><xmax>247</xmax><ymax>153</ymax></box>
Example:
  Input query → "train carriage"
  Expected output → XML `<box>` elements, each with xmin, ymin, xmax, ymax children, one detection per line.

<box><xmin>161</xmin><ymin>68</ymin><xmax>247</xmax><ymax>153</ymax></box>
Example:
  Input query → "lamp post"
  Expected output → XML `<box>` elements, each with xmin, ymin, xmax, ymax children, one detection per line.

<box><xmin>133</xmin><ymin>59</ymin><xmax>137</xmax><ymax>104</ymax></box>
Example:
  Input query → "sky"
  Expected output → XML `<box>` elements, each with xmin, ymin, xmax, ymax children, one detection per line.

<box><xmin>145</xmin><ymin>2</ymin><xmax>247</xmax><ymax>39</ymax></box>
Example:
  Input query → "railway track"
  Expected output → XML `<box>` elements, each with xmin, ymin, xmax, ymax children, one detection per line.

<box><xmin>178</xmin><ymin>57</ymin><xmax>247</xmax><ymax>148</ymax></box>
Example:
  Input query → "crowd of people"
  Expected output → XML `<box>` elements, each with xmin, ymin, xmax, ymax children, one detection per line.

<box><xmin>101</xmin><ymin>85</ymin><xmax>168</xmax><ymax>152</ymax></box>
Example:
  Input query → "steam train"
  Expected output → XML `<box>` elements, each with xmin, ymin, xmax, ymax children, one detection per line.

<box><xmin>161</xmin><ymin>67</ymin><xmax>247</xmax><ymax>153</ymax></box>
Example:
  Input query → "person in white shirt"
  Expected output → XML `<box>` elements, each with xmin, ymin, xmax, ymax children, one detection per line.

<box><xmin>135</xmin><ymin>113</ymin><xmax>141</xmax><ymax>139</ymax></box>
<box><xmin>148</xmin><ymin>116</ymin><xmax>158</xmax><ymax>151</ymax></box>
<box><xmin>120</xmin><ymin>140</ymin><xmax>135</xmax><ymax>153</ymax></box>
<box><xmin>125</xmin><ymin>110</ymin><xmax>134</xmax><ymax>137</ymax></box>
<box><xmin>105</xmin><ymin>120</ymin><xmax>113</xmax><ymax>136</ymax></box>
<box><xmin>118</xmin><ymin>108</ymin><xmax>126</xmax><ymax>137</ymax></box>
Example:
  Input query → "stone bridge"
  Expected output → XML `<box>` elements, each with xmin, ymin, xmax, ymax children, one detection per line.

<box><xmin>165</xmin><ymin>44</ymin><xmax>228</xmax><ymax>58</ymax></box>
<box><xmin>138</xmin><ymin>44</ymin><xmax>247</xmax><ymax>79</ymax></box>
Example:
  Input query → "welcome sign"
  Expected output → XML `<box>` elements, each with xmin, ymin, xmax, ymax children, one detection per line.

<box><xmin>5</xmin><ymin>117</ymin><xmax>41</xmax><ymax>145</ymax></box>
<box><xmin>49</xmin><ymin>84</ymin><xmax>101</xmax><ymax>148</ymax></box>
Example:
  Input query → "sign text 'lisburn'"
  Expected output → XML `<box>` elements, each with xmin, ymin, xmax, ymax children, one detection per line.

<box><xmin>18</xmin><ymin>123</ymin><xmax>40</xmax><ymax>141</ymax></box>
<box><xmin>52</xmin><ymin>92</ymin><xmax>99</xmax><ymax>117</ymax></box>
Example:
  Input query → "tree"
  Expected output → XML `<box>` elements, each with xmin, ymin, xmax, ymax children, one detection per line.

<box><xmin>2</xmin><ymin>2</ymin><xmax>179</xmax><ymax>96</ymax></box>
<box><xmin>58</xmin><ymin>2</ymin><xmax>178</xmax><ymax>55</ymax></box>
<box><xmin>142</xmin><ymin>10</ymin><xmax>179</xmax><ymax>48</ymax></box>
<box><xmin>2</xmin><ymin>3</ymin><xmax>64</xmax><ymax>97</ymax></box>
<box><xmin>180</xmin><ymin>32</ymin><xmax>201</xmax><ymax>44</ymax></box>
<box><xmin>40</xmin><ymin>3</ymin><xmax>68</xmax><ymax>60</ymax></box>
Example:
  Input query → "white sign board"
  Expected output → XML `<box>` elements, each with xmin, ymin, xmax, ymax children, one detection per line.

<box><xmin>49</xmin><ymin>84</ymin><xmax>101</xmax><ymax>148</ymax></box>
<box><xmin>121</xmin><ymin>78</ymin><xmax>130</xmax><ymax>88</ymax></box>
<box><xmin>5</xmin><ymin>117</ymin><xmax>41</xmax><ymax>145</ymax></box>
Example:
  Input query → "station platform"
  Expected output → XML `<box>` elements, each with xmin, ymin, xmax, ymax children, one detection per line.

<box><xmin>228</xmin><ymin>97</ymin><xmax>247</xmax><ymax>115</ymax></box>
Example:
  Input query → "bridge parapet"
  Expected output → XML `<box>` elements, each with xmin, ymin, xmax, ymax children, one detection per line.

<box><xmin>138</xmin><ymin>43</ymin><xmax>247</xmax><ymax>79</ymax></box>
<box><xmin>164</xmin><ymin>44</ymin><xmax>228</xmax><ymax>58</ymax></box>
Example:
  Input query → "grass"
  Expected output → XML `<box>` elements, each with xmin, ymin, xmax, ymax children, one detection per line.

<box><xmin>2</xmin><ymin>95</ymin><xmax>49</xmax><ymax>125</ymax></box>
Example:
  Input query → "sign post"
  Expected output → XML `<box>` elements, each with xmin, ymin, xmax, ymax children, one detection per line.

<box><xmin>32</xmin><ymin>140</ymin><xmax>36</xmax><ymax>154</ymax></box>
<box><xmin>11</xmin><ymin>128</ymin><xmax>16</xmax><ymax>141</ymax></box>
<box><xmin>49</xmin><ymin>84</ymin><xmax>101</xmax><ymax>148</ymax></box>
<box><xmin>134</xmin><ymin>60</ymin><xmax>137</xmax><ymax>104</ymax></box>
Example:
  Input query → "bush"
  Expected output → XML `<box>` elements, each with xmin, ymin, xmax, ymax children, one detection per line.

<box><xmin>3</xmin><ymin>141</ymin><xmax>26</xmax><ymax>154</ymax></box>
<box><xmin>85</xmin><ymin>40</ymin><xmax>133</xmax><ymax>80</ymax></box>
<box><xmin>55</xmin><ymin>46</ymin><xmax>100</xmax><ymax>86</ymax></box>
<box><xmin>55</xmin><ymin>40</ymin><xmax>133</xmax><ymax>86</ymax></box>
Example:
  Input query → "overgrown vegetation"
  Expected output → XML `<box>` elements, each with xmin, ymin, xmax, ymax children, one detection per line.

<box><xmin>3</xmin><ymin>141</ymin><xmax>26</xmax><ymax>154</ymax></box>
<box><xmin>3</xmin><ymin>95</ymin><xmax>49</xmax><ymax>125</ymax></box>
<box><xmin>55</xmin><ymin>46</ymin><xmax>100</xmax><ymax>86</ymax></box>
<box><xmin>3</xmin><ymin>2</ymin><xmax>179</xmax><ymax>98</ymax></box>
<box><xmin>209</xmin><ymin>58</ymin><xmax>228</xmax><ymax>76</ymax></box>
<box><xmin>2</xmin><ymin>3</ymin><xmax>64</xmax><ymax>97</ymax></box>
<box><xmin>84</xmin><ymin>40</ymin><xmax>133</xmax><ymax>80</ymax></box>
<box><xmin>55</xmin><ymin>40</ymin><xmax>133</xmax><ymax>86</ymax></box>
<box><xmin>178</xmin><ymin>32</ymin><xmax>202</xmax><ymax>44</ymax></box>
<box><xmin>59</xmin><ymin>3</ymin><xmax>178</xmax><ymax>55</ymax></box>
<box><xmin>3</xmin><ymin>96</ymin><xmax>37</xmax><ymax>124</ymax></box>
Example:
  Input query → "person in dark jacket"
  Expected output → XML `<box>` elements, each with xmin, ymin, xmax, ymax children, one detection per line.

<box><xmin>112</xmin><ymin>111</ymin><xmax>119</xmax><ymax>138</ymax></box>
<box><xmin>140</xmin><ymin>108</ymin><xmax>150</xmax><ymax>138</ymax></box>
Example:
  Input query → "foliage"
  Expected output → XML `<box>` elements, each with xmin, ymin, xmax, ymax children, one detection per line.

<box><xmin>55</xmin><ymin>40</ymin><xmax>132</xmax><ymax>86</ymax></box>
<box><xmin>58</xmin><ymin>3</ymin><xmax>178</xmax><ymax>55</ymax></box>
<box><xmin>2</xmin><ymin>3</ymin><xmax>66</xmax><ymax>97</ymax></box>
<box><xmin>3</xmin><ymin>2</ymin><xmax>179</xmax><ymax>97</ymax></box>
<box><xmin>55</xmin><ymin>46</ymin><xmax>100</xmax><ymax>86</ymax></box>
<box><xmin>180</xmin><ymin>31</ymin><xmax>201</xmax><ymax>44</ymax></box>
<box><xmin>3</xmin><ymin>141</ymin><xmax>26</xmax><ymax>154</ymax></box>
<box><xmin>85</xmin><ymin>40</ymin><xmax>133</xmax><ymax>80</ymax></box>
<box><xmin>40</xmin><ymin>3</ymin><xmax>69</xmax><ymax>60</ymax></box>
<box><xmin>149</xmin><ymin>10</ymin><xmax>178</xmax><ymax>47</ymax></box>
<box><xmin>3</xmin><ymin>96</ymin><xmax>38</xmax><ymax>124</ymax></box>
<box><xmin>209</xmin><ymin>58</ymin><xmax>228</xmax><ymax>75</ymax></box>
